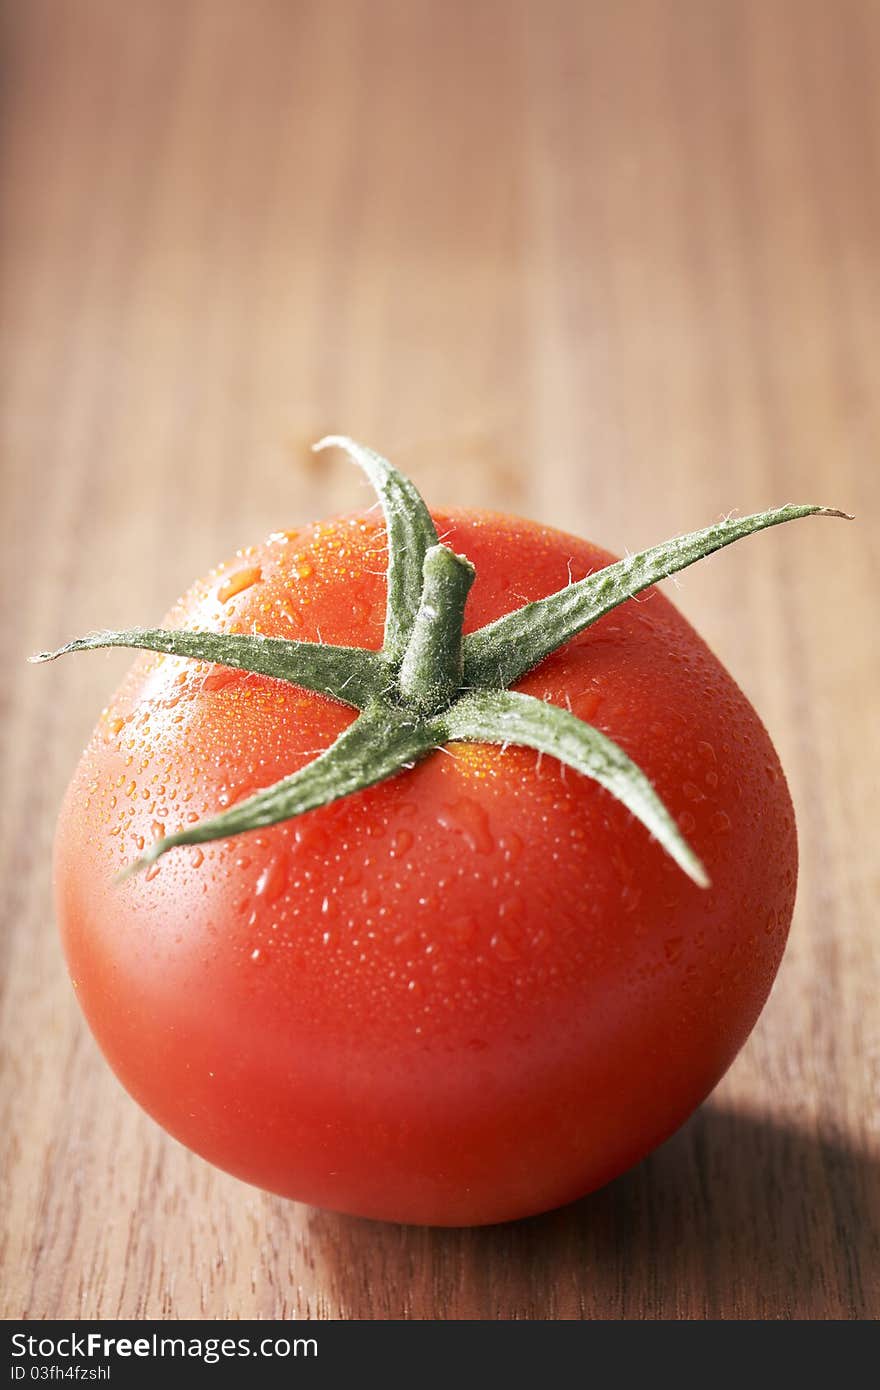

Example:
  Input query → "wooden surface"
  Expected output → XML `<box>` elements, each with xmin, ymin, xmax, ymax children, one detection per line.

<box><xmin>1</xmin><ymin>0</ymin><xmax>878</xmax><ymax>1320</ymax></box>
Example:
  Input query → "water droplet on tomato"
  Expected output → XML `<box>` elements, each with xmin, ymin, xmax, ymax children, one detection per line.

<box><xmin>499</xmin><ymin>831</ymin><xmax>523</xmax><ymax>863</ymax></box>
<box><xmin>576</xmin><ymin>690</ymin><xmax>602</xmax><ymax>720</ymax></box>
<box><xmin>491</xmin><ymin>931</ymin><xmax>519</xmax><ymax>962</ymax></box>
<box><xmin>621</xmin><ymin>884</ymin><xmax>642</xmax><ymax>914</ymax></box>
<box><xmin>449</xmin><ymin>917</ymin><xmax>477</xmax><ymax>943</ymax></box>
<box><xmin>436</xmin><ymin>800</ymin><xmax>494</xmax><ymax>854</ymax></box>
<box><xmin>255</xmin><ymin>855</ymin><xmax>287</xmax><ymax>902</ymax></box>
<box><xmin>499</xmin><ymin>894</ymin><xmax>524</xmax><ymax>920</ymax></box>
<box><xmin>711</xmin><ymin>810</ymin><xmax>731</xmax><ymax>833</ymax></box>
<box><xmin>203</xmin><ymin>669</ymin><xmax>236</xmax><ymax>693</ymax></box>
<box><xmin>218</xmin><ymin>567</ymin><xmax>262</xmax><ymax>604</ymax></box>
<box><xmin>390</xmin><ymin>828</ymin><xmax>413</xmax><ymax>858</ymax></box>
<box><xmin>610</xmin><ymin>844</ymin><xmax>632</xmax><ymax>882</ymax></box>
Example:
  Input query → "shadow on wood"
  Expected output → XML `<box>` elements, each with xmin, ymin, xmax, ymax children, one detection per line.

<box><xmin>301</xmin><ymin>1103</ymin><xmax>879</xmax><ymax>1319</ymax></box>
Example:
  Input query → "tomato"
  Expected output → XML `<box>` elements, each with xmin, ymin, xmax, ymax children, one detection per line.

<box><xmin>50</xmin><ymin>460</ymin><xmax>808</xmax><ymax>1227</ymax></box>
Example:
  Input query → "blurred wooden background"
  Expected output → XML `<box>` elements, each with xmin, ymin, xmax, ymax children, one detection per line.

<box><xmin>1</xmin><ymin>0</ymin><xmax>878</xmax><ymax>1319</ymax></box>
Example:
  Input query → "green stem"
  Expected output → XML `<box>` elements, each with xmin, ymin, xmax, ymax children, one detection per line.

<box><xmin>398</xmin><ymin>546</ymin><xmax>475</xmax><ymax>714</ymax></box>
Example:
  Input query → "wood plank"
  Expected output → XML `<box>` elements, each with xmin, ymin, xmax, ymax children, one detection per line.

<box><xmin>1</xmin><ymin>0</ymin><xmax>877</xmax><ymax>1319</ymax></box>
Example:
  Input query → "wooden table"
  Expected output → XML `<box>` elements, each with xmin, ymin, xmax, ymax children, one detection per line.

<box><xmin>2</xmin><ymin>0</ymin><xmax>877</xmax><ymax>1320</ymax></box>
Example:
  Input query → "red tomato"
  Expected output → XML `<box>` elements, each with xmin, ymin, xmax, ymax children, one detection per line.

<box><xmin>54</xmin><ymin>507</ymin><xmax>796</xmax><ymax>1226</ymax></box>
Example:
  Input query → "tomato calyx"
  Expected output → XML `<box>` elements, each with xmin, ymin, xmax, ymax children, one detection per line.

<box><xmin>32</xmin><ymin>436</ymin><xmax>850</xmax><ymax>885</ymax></box>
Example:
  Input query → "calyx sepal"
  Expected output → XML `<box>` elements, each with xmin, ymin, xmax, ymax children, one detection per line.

<box><xmin>34</xmin><ymin>437</ymin><xmax>851</xmax><ymax>886</ymax></box>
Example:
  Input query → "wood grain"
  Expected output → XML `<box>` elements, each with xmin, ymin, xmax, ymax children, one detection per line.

<box><xmin>1</xmin><ymin>0</ymin><xmax>878</xmax><ymax>1319</ymax></box>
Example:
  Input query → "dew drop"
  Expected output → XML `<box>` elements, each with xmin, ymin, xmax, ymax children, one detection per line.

<box><xmin>576</xmin><ymin>690</ymin><xmax>602</xmax><ymax>720</ymax></box>
<box><xmin>711</xmin><ymin>810</ymin><xmax>731</xmax><ymax>833</ymax></box>
<box><xmin>391</xmin><ymin>828</ymin><xmax>413</xmax><ymax>858</ymax></box>
<box><xmin>450</xmin><ymin>917</ymin><xmax>477</xmax><ymax>943</ymax></box>
<box><xmin>610</xmin><ymin>843</ymin><xmax>633</xmax><ymax>883</ymax></box>
<box><xmin>491</xmin><ymin>931</ymin><xmax>519</xmax><ymax>962</ymax></box>
<box><xmin>203</xmin><ymin>669</ymin><xmax>236</xmax><ymax>693</ymax></box>
<box><xmin>436</xmin><ymin>800</ymin><xmax>494</xmax><ymax>854</ymax></box>
<box><xmin>218</xmin><ymin>567</ymin><xmax>262</xmax><ymax>604</ymax></box>
<box><xmin>499</xmin><ymin>894</ymin><xmax>524</xmax><ymax>920</ymax></box>
<box><xmin>499</xmin><ymin>830</ymin><xmax>523</xmax><ymax>863</ymax></box>
<box><xmin>256</xmin><ymin>855</ymin><xmax>288</xmax><ymax>902</ymax></box>
<box><xmin>622</xmin><ymin>884</ymin><xmax>643</xmax><ymax>914</ymax></box>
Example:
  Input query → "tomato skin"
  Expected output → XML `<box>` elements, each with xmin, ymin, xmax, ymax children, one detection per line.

<box><xmin>54</xmin><ymin>508</ymin><xmax>796</xmax><ymax>1225</ymax></box>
